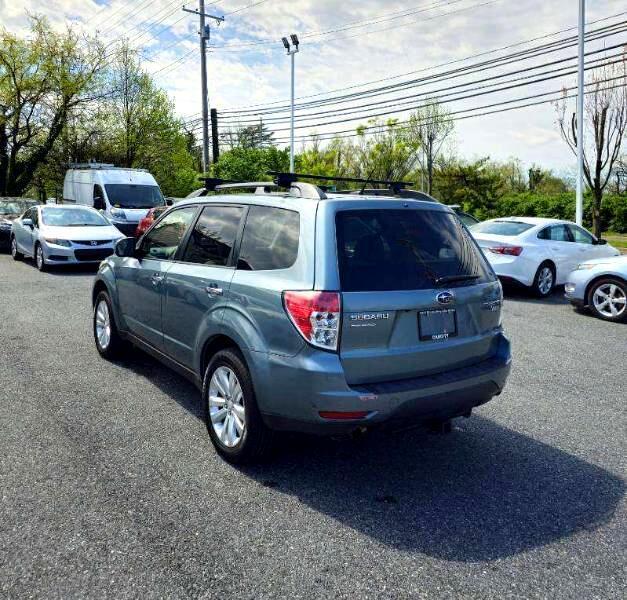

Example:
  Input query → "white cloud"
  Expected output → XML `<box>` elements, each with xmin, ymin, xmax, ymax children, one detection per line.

<box><xmin>1</xmin><ymin>0</ymin><xmax>625</xmax><ymax>168</ymax></box>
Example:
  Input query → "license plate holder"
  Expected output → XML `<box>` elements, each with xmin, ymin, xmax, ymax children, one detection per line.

<box><xmin>418</xmin><ymin>308</ymin><xmax>457</xmax><ymax>341</ymax></box>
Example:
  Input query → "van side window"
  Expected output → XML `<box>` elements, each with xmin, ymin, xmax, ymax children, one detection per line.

<box><xmin>139</xmin><ymin>207</ymin><xmax>197</xmax><ymax>261</ymax></box>
<box><xmin>237</xmin><ymin>206</ymin><xmax>300</xmax><ymax>271</ymax></box>
<box><xmin>182</xmin><ymin>205</ymin><xmax>244</xmax><ymax>266</ymax></box>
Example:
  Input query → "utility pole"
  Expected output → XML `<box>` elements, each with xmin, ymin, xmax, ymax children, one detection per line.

<box><xmin>576</xmin><ymin>0</ymin><xmax>585</xmax><ymax>225</ymax></box>
<box><xmin>282</xmin><ymin>35</ymin><xmax>299</xmax><ymax>173</ymax></box>
<box><xmin>183</xmin><ymin>3</ymin><xmax>224</xmax><ymax>173</ymax></box>
<box><xmin>210</xmin><ymin>108</ymin><xmax>219</xmax><ymax>163</ymax></box>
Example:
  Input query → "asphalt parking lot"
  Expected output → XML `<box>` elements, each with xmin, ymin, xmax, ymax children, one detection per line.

<box><xmin>0</xmin><ymin>254</ymin><xmax>625</xmax><ymax>599</ymax></box>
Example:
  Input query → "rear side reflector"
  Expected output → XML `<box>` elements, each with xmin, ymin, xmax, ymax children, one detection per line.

<box><xmin>488</xmin><ymin>245</ymin><xmax>523</xmax><ymax>256</ymax></box>
<box><xmin>319</xmin><ymin>411</ymin><xmax>369</xmax><ymax>420</ymax></box>
<box><xmin>283</xmin><ymin>291</ymin><xmax>341</xmax><ymax>351</ymax></box>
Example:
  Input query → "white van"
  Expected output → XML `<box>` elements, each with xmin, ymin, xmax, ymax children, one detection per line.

<box><xmin>63</xmin><ymin>163</ymin><xmax>167</xmax><ymax>236</ymax></box>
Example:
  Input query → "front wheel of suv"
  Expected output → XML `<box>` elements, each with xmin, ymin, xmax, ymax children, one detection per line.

<box><xmin>588</xmin><ymin>277</ymin><xmax>627</xmax><ymax>323</ymax></box>
<box><xmin>203</xmin><ymin>349</ymin><xmax>273</xmax><ymax>464</ymax></box>
<box><xmin>93</xmin><ymin>291</ymin><xmax>124</xmax><ymax>359</ymax></box>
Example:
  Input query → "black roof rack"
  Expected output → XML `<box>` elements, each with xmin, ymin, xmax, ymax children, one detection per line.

<box><xmin>340</xmin><ymin>188</ymin><xmax>439</xmax><ymax>202</ymax></box>
<box><xmin>268</xmin><ymin>171</ymin><xmax>413</xmax><ymax>195</ymax></box>
<box><xmin>198</xmin><ymin>177</ymin><xmax>238</xmax><ymax>191</ymax></box>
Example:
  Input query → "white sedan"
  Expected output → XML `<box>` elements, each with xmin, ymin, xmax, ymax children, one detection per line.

<box><xmin>11</xmin><ymin>205</ymin><xmax>124</xmax><ymax>272</ymax></box>
<box><xmin>469</xmin><ymin>217</ymin><xmax>620</xmax><ymax>297</ymax></box>
<box><xmin>565</xmin><ymin>255</ymin><xmax>627</xmax><ymax>322</ymax></box>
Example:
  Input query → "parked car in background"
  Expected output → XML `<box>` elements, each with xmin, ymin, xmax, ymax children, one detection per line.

<box><xmin>469</xmin><ymin>217</ymin><xmax>620</xmax><ymax>297</ymax></box>
<box><xmin>63</xmin><ymin>163</ymin><xmax>166</xmax><ymax>237</ymax></box>
<box><xmin>11</xmin><ymin>205</ymin><xmax>124</xmax><ymax>271</ymax></box>
<box><xmin>92</xmin><ymin>176</ymin><xmax>511</xmax><ymax>463</ymax></box>
<box><xmin>135</xmin><ymin>206</ymin><xmax>169</xmax><ymax>237</ymax></box>
<box><xmin>565</xmin><ymin>255</ymin><xmax>627</xmax><ymax>322</ymax></box>
<box><xmin>0</xmin><ymin>198</ymin><xmax>39</xmax><ymax>250</ymax></box>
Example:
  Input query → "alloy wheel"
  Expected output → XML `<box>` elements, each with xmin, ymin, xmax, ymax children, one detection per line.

<box><xmin>95</xmin><ymin>299</ymin><xmax>112</xmax><ymax>350</ymax></box>
<box><xmin>36</xmin><ymin>245</ymin><xmax>44</xmax><ymax>270</ymax></box>
<box><xmin>11</xmin><ymin>237</ymin><xmax>17</xmax><ymax>257</ymax></box>
<box><xmin>592</xmin><ymin>283</ymin><xmax>626</xmax><ymax>319</ymax></box>
<box><xmin>209</xmin><ymin>366</ymin><xmax>246</xmax><ymax>448</ymax></box>
<box><xmin>538</xmin><ymin>267</ymin><xmax>554</xmax><ymax>295</ymax></box>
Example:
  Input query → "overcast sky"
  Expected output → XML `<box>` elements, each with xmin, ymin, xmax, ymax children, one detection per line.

<box><xmin>1</xmin><ymin>0</ymin><xmax>625</xmax><ymax>176</ymax></box>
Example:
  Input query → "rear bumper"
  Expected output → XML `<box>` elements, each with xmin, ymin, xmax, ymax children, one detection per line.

<box><xmin>253</xmin><ymin>332</ymin><xmax>512</xmax><ymax>435</ymax></box>
<box><xmin>485</xmin><ymin>253</ymin><xmax>535</xmax><ymax>287</ymax></box>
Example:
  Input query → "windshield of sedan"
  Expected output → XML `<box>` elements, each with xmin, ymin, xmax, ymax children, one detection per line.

<box><xmin>105</xmin><ymin>184</ymin><xmax>165</xmax><ymax>209</ymax></box>
<box><xmin>0</xmin><ymin>201</ymin><xmax>32</xmax><ymax>215</ymax></box>
<box><xmin>470</xmin><ymin>220</ymin><xmax>534</xmax><ymax>236</ymax></box>
<box><xmin>41</xmin><ymin>207</ymin><xmax>109</xmax><ymax>227</ymax></box>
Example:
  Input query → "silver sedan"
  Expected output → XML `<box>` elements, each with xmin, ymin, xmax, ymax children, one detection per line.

<box><xmin>10</xmin><ymin>205</ymin><xmax>124</xmax><ymax>272</ymax></box>
<box><xmin>565</xmin><ymin>255</ymin><xmax>627</xmax><ymax>322</ymax></box>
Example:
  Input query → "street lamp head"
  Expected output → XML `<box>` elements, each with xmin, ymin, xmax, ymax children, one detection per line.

<box><xmin>281</xmin><ymin>37</ymin><xmax>290</xmax><ymax>50</ymax></box>
<box><xmin>290</xmin><ymin>34</ymin><xmax>299</xmax><ymax>47</ymax></box>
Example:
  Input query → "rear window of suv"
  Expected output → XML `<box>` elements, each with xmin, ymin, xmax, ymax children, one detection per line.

<box><xmin>336</xmin><ymin>209</ymin><xmax>492</xmax><ymax>292</ymax></box>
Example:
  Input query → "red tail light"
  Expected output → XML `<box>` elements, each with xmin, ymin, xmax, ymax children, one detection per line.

<box><xmin>488</xmin><ymin>246</ymin><xmax>523</xmax><ymax>256</ymax></box>
<box><xmin>283</xmin><ymin>291</ymin><xmax>341</xmax><ymax>351</ymax></box>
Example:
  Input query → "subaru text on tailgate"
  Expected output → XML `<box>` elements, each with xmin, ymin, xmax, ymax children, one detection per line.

<box><xmin>92</xmin><ymin>174</ymin><xmax>512</xmax><ymax>463</ymax></box>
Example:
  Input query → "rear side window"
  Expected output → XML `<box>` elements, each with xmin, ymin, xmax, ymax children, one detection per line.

<box><xmin>336</xmin><ymin>209</ymin><xmax>492</xmax><ymax>292</ymax></box>
<box><xmin>182</xmin><ymin>205</ymin><xmax>243</xmax><ymax>266</ymax></box>
<box><xmin>237</xmin><ymin>206</ymin><xmax>300</xmax><ymax>271</ymax></box>
<box><xmin>538</xmin><ymin>225</ymin><xmax>570</xmax><ymax>242</ymax></box>
<box><xmin>471</xmin><ymin>221</ymin><xmax>534</xmax><ymax>236</ymax></box>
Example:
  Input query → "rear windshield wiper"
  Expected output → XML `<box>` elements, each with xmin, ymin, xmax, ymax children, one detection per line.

<box><xmin>435</xmin><ymin>274</ymin><xmax>480</xmax><ymax>286</ymax></box>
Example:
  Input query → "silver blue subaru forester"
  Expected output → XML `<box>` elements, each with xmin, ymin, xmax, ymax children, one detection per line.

<box><xmin>92</xmin><ymin>176</ymin><xmax>511</xmax><ymax>462</ymax></box>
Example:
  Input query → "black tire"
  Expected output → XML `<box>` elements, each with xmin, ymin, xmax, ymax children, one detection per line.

<box><xmin>203</xmin><ymin>348</ymin><xmax>273</xmax><ymax>464</ymax></box>
<box><xmin>532</xmin><ymin>262</ymin><xmax>555</xmax><ymax>298</ymax></box>
<box><xmin>10</xmin><ymin>236</ymin><xmax>22</xmax><ymax>260</ymax></box>
<box><xmin>93</xmin><ymin>291</ymin><xmax>124</xmax><ymax>359</ymax></box>
<box><xmin>35</xmin><ymin>242</ymin><xmax>47</xmax><ymax>272</ymax></box>
<box><xmin>587</xmin><ymin>277</ymin><xmax>627</xmax><ymax>323</ymax></box>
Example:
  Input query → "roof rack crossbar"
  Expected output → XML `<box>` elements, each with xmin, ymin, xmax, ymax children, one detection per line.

<box><xmin>214</xmin><ymin>182</ymin><xmax>278</xmax><ymax>192</ymax></box>
<box><xmin>268</xmin><ymin>171</ymin><xmax>413</xmax><ymax>194</ymax></box>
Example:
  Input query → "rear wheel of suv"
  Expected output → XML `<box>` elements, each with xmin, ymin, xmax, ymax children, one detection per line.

<box><xmin>10</xmin><ymin>236</ymin><xmax>22</xmax><ymax>260</ymax></box>
<box><xmin>532</xmin><ymin>262</ymin><xmax>555</xmax><ymax>297</ymax></box>
<box><xmin>203</xmin><ymin>349</ymin><xmax>273</xmax><ymax>463</ymax></box>
<box><xmin>93</xmin><ymin>291</ymin><xmax>124</xmax><ymax>358</ymax></box>
<box><xmin>588</xmin><ymin>277</ymin><xmax>627</xmax><ymax>323</ymax></box>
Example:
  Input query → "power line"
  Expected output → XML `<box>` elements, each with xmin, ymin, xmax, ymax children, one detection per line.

<box><xmin>215</xmin><ymin>45</ymin><xmax>626</xmax><ymax>127</ymax></box>
<box><xmin>219</xmin><ymin>20</ymin><xmax>627</xmax><ymax>116</ymax></box>
<box><xmin>209</xmin><ymin>10</ymin><xmax>627</xmax><ymax>114</ymax></box>
<box><xmin>262</xmin><ymin>79</ymin><xmax>627</xmax><ymax>145</ymax></box>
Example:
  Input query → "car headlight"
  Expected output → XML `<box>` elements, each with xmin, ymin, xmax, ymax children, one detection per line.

<box><xmin>110</xmin><ymin>208</ymin><xmax>127</xmax><ymax>220</ymax></box>
<box><xmin>44</xmin><ymin>238</ymin><xmax>72</xmax><ymax>247</ymax></box>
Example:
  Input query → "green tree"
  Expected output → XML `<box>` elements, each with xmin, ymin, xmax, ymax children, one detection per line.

<box><xmin>211</xmin><ymin>146</ymin><xmax>289</xmax><ymax>181</ymax></box>
<box><xmin>0</xmin><ymin>17</ymin><xmax>107</xmax><ymax>195</ymax></box>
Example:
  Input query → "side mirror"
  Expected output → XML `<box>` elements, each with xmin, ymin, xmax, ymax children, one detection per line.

<box><xmin>22</xmin><ymin>218</ymin><xmax>33</xmax><ymax>228</ymax></box>
<box><xmin>94</xmin><ymin>196</ymin><xmax>106</xmax><ymax>211</ymax></box>
<box><xmin>595</xmin><ymin>238</ymin><xmax>607</xmax><ymax>245</ymax></box>
<box><xmin>114</xmin><ymin>237</ymin><xmax>137</xmax><ymax>258</ymax></box>
<box><xmin>165</xmin><ymin>197</ymin><xmax>174</xmax><ymax>206</ymax></box>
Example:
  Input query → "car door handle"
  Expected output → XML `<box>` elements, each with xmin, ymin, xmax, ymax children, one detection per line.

<box><xmin>151</xmin><ymin>274</ymin><xmax>164</xmax><ymax>286</ymax></box>
<box><xmin>205</xmin><ymin>284</ymin><xmax>223</xmax><ymax>296</ymax></box>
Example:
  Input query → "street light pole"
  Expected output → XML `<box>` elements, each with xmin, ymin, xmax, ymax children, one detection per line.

<box><xmin>282</xmin><ymin>35</ymin><xmax>299</xmax><ymax>173</ymax></box>
<box><xmin>576</xmin><ymin>0</ymin><xmax>585</xmax><ymax>225</ymax></box>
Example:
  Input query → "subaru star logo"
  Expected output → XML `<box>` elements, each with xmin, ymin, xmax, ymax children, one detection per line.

<box><xmin>436</xmin><ymin>291</ymin><xmax>454</xmax><ymax>305</ymax></box>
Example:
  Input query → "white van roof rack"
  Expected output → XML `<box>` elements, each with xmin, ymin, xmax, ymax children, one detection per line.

<box><xmin>68</xmin><ymin>162</ymin><xmax>148</xmax><ymax>172</ymax></box>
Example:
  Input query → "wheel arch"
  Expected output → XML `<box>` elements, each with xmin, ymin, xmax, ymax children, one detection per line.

<box><xmin>200</xmin><ymin>334</ymin><xmax>243</xmax><ymax>378</ymax></box>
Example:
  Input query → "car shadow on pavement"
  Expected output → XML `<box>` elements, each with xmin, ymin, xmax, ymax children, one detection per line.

<box><xmin>501</xmin><ymin>281</ymin><xmax>568</xmax><ymax>305</ymax></box>
<box><xmin>118</xmin><ymin>348</ymin><xmax>624</xmax><ymax>562</ymax></box>
<box><xmin>236</xmin><ymin>419</ymin><xmax>623</xmax><ymax>562</ymax></box>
